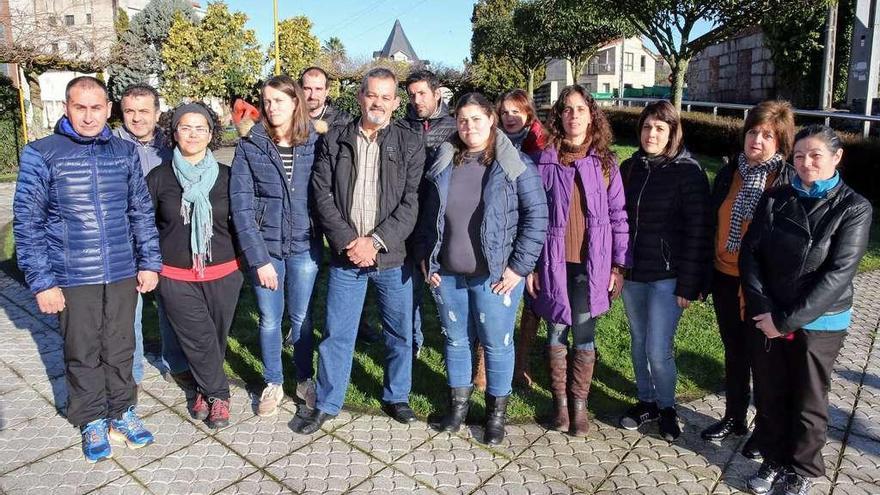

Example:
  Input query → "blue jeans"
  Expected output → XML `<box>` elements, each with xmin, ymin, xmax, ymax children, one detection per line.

<box><xmin>132</xmin><ymin>294</ymin><xmax>188</xmax><ymax>384</ymax></box>
<box><xmin>252</xmin><ymin>242</ymin><xmax>322</xmax><ymax>385</ymax></box>
<box><xmin>315</xmin><ymin>263</ymin><xmax>413</xmax><ymax>415</ymax></box>
<box><xmin>432</xmin><ymin>273</ymin><xmax>523</xmax><ymax>397</ymax></box>
<box><xmin>622</xmin><ymin>278</ymin><xmax>683</xmax><ymax>409</ymax></box>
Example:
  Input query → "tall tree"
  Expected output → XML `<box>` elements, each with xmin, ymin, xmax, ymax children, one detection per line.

<box><xmin>536</xmin><ymin>0</ymin><xmax>635</xmax><ymax>82</ymax></box>
<box><xmin>267</xmin><ymin>16</ymin><xmax>321</xmax><ymax>78</ymax></box>
<box><xmin>590</xmin><ymin>0</ymin><xmax>823</xmax><ymax>110</ymax></box>
<box><xmin>106</xmin><ymin>0</ymin><xmax>196</xmax><ymax>99</ymax></box>
<box><xmin>471</xmin><ymin>0</ymin><xmax>554</xmax><ymax>96</ymax></box>
<box><xmin>161</xmin><ymin>4</ymin><xmax>262</xmax><ymax>104</ymax></box>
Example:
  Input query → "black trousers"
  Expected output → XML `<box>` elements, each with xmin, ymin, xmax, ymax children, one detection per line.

<box><xmin>751</xmin><ymin>327</ymin><xmax>845</xmax><ymax>477</ymax></box>
<box><xmin>158</xmin><ymin>271</ymin><xmax>243</xmax><ymax>400</ymax></box>
<box><xmin>712</xmin><ymin>270</ymin><xmax>752</xmax><ymax>420</ymax></box>
<box><xmin>59</xmin><ymin>277</ymin><xmax>138</xmax><ymax>427</ymax></box>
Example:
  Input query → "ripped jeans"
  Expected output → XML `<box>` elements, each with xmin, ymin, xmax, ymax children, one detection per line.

<box><xmin>431</xmin><ymin>271</ymin><xmax>523</xmax><ymax>397</ymax></box>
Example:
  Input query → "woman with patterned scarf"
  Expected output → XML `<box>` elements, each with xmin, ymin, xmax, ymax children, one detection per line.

<box><xmin>700</xmin><ymin>101</ymin><xmax>796</xmax><ymax>461</ymax></box>
<box><xmin>147</xmin><ymin>102</ymin><xmax>243</xmax><ymax>429</ymax></box>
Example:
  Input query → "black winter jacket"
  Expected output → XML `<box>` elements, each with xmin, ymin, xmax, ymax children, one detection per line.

<box><xmin>311</xmin><ymin>119</ymin><xmax>425</xmax><ymax>269</ymax></box>
<box><xmin>740</xmin><ymin>181</ymin><xmax>872</xmax><ymax>333</ymax></box>
<box><xmin>401</xmin><ymin>101</ymin><xmax>457</xmax><ymax>166</ymax></box>
<box><xmin>620</xmin><ymin>148</ymin><xmax>713</xmax><ymax>300</ymax></box>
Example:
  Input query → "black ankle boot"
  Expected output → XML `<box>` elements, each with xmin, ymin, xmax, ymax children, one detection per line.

<box><xmin>439</xmin><ymin>386</ymin><xmax>473</xmax><ymax>432</ymax></box>
<box><xmin>484</xmin><ymin>394</ymin><xmax>509</xmax><ymax>445</ymax></box>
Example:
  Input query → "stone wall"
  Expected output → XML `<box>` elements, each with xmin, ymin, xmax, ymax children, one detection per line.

<box><xmin>686</xmin><ymin>28</ymin><xmax>776</xmax><ymax>104</ymax></box>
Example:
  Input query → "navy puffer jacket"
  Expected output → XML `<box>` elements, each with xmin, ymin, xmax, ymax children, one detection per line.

<box><xmin>230</xmin><ymin>122</ymin><xmax>319</xmax><ymax>269</ymax></box>
<box><xmin>13</xmin><ymin>117</ymin><xmax>162</xmax><ymax>294</ymax></box>
<box><xmin>414</xmin><ymin>133</ymin><xmax>549</xmax><ymax>281</ymax></box>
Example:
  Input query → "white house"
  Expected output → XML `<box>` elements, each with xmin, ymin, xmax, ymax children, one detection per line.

<box><xmin>543</xmin><ymin>37</ymin><xmax>659</xmax><ymax>98</ymax></box>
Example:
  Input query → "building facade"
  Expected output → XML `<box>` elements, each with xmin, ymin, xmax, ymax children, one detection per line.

<box><xmin>685</xmin><ymin>27</ymin><xmax>776</xmax><ymax>104</ymax></box>
<box><xmin>543</xmin><ymin>37</ymin><xmax>658</xmax><ymax>95</ymax></box>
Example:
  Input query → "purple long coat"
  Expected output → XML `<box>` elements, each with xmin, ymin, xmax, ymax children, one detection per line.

<box><xmin>531</xmin><ymin>146</ymin><xmax>629</xmax><ymax>325</ymax></box>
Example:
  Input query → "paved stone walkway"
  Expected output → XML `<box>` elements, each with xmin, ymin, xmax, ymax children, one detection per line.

<box><xmin>0</xmin><ymin>266</ymin><xmax>878</xmax><ymax>494</ymax></box>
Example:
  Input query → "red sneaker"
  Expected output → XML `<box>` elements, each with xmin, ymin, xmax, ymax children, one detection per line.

<box><xmin>191</xmin><ymin>393</ymin><xmax>209</xmax><ymax>421</ymax></box>
<box><xmin>208</xmin><ymin>398</ymin><xmax>230</xmax><ymax>429</ymax></box>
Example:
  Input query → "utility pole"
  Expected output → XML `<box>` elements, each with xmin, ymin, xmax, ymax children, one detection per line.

<box><xmin>820</xmin><ymin>2</ymin><xmax>839</xmax><ymax>109</ymax></box>
<box><xmin>273</xmin><ymin>0</ymin><xmax>280</xmax><ymax>76</ymax></box>
<box><xmin>618</xmin><ymin>37</ymin><xmax>625</xmax><ymax>106</ymax></box>
<box><xmin>847</xmin><ymin>0</ymin><xmax>880</xmax><ymax>136</ymax></box>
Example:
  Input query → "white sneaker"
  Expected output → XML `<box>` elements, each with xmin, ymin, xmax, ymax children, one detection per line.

<box><xmin>296</xmin><ymin>379</ymin><xmax>317</xmax><ymax>410</ymax></box>
<box><xmin>257</xmin><ymin>383</ymin><xmax>284</xmax><ymax>417</ymax></box>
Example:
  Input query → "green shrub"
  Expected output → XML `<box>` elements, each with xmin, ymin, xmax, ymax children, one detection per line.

<box><xmin>0</xmin><ymin>76</ymin><xmax>23</xmax><ymax>177</ymax></box>
<box><xmin>604</xmin><ymin>107</ymin><xmax>880</xmax><ymax>202</ymax></box>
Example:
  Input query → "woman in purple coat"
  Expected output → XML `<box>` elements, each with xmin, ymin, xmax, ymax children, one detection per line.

<box><xmin>528</xmin><ymin>85</ymin><xmax>629</xmax><ymax>436</ymax></box>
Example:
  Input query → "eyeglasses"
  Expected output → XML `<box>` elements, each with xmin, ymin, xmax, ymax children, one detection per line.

<box><xmin>176</xmin><ymin>125</ymin><xmax>211</xmax><ymax>135</ymax></box>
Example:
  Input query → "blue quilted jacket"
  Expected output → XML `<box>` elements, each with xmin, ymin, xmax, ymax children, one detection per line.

<box><xmin>229</xmin><ymin>122</ymin><xmax>319</xmax><ymax>269</ymax></box>
<box><xmin>13</xmin><ymin>117</ymin><xmax>162</xmax><ymax>294</ymax></box>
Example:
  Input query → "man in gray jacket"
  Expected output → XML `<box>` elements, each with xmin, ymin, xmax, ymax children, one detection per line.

<box><xmin>114</xmin><ymin>84</ymin><xmax>188</xmax><ymax>386</ymax></box>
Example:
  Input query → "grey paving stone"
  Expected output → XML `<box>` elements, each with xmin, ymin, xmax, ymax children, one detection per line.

<box><xmin>89</xmin><ymin>474</ymin><xmax>154</xmax><ymax>495</ymax></box>
<box><xmin>264</xmin><ymin>434</ymin><xmax>384</xmax><ymax>494</ymax></box>
<box><xmin>128</xmin><ymin>437</ymin><xmax>255</xmax><ymax>495</ymax></box>
<box><xmin>315</xmin><ymin>413</ymin><xmax>435</xmax><ymax>464</ymax></box>
<box><xmin>836</xmin><ymin>433</ymin><xmax>880</xmax><ymax>488</ymax></box>
<box><xmin>0</xmin><ymin>361</ymin><xmax>28</xmax><ymax>396</ymax></box>
<box><xmin>392</xmin><ymin>433</ymin><xmax>509</xmax><ymax>495</ymax></box>
<box><xmin>476</xmin><ymin>460</ymin><xmax>587</xmax><ymax>494</ymax></box>
<box><xmin>139</xmin><ymin>375</ymin><xmax>188</xmax><ymax>408</ymax></box>
<box><xmin>29</xmin><ymin>375</ymin><xmax>69</xmax><ymax>412</ymax></box>
<box><xmin>511</xmin><ymin>426</ymin><xmax>635</xmax><ymax>492</ymax></box>
<box><xmin>0</xmin><ymin>383</ymin><xmax>58</xmax><ymax>430</ymax></box>
<box><xmin>0</xmin><ymin>413</ymin><xmax>77</xmax><ymax>475</ymax></box>
<box><xmin>458</xmin><ymin>422</ymin><xmax>547</xmax><ymax>457</ymax></box>
<box><xmin>3</xmin><ymin>347</ymin><xmax>65</xmax><ymax>382</ymax></box>
<box><xmin>213</xmin><ymin>471</ymin><xmax>292</xmax><ymax>494</ymax></box>
<box><xmin>213</xmin><ymin>408</ymin><xmax>326</xmax><ymax>467</ymax></box>
<box><xmin>346</xmin><ymin>465</ymin><xmax>436</xmax><ymax>494</ymax></box>
<box><xmin>0</xmin><ymin>444</ymin><xmax>127</xmax><ymax>494</ymax></box>
<box><xmin>111</xmin><ymin>407</ymin><xmax>208</xmax><ymax>471</ymax></box>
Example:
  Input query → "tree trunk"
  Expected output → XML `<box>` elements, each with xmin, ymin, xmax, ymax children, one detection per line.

<box><xmin>670</xmin><ymin>57</ymin><xmax>690</xmax><ymax>112</ymax></box>
<box><xmin>527</xmin><ymin>68</ymin><xmax>535</xmax><ymax>97</ymax></box>
<box><xmin>23</xmin><ymin>69</ymin><xmax>44</xmax><ymax>139</ymax></box>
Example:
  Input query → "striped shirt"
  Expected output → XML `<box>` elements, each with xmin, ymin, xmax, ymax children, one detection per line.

<box><xmin>350</xmin><ymin>123</ymin><xmax>385</xmax><ymax>237</ymax></box>
<box><xmin>277</xmin><ymin>145</ymin><xmax>294</xmax><ymax>183</ymax></box>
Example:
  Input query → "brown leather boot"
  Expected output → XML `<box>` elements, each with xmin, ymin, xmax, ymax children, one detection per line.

<box><xmin>569</xmin><ymin>349</ymin><xmax>596</xmax><ymax>436</ymax></box>
<box><xmin>473</xmin><ymin>342</ymin><xmax>487</xmax><ymax>392</ymax></box>
<box><xmin>513</xmin><ymin>306</ymin><xmax>540</xmax><ymax>387</ymax></box>
<box><xmin>548</xmin><ymin>345</ymin><xmax>569</xmax><ymax>431</ymax></box>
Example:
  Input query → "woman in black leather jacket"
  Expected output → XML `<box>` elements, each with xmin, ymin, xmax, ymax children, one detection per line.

<box><xmin>740</xmin><ymin>125</ymin><xmax>873</xmax><ymax>495</ymax></box>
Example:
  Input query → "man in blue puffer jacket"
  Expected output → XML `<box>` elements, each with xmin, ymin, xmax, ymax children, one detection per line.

<box><xmin>13</xmin><ymin>76</ymin><xmax>162</xmax><ymax>463</ymax></box>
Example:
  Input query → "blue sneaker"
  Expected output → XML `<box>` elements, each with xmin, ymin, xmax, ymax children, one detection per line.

<box><xmin>109</xmin><ymin>407</ymin><xmax>154</xmax><ymax>449</ymax></box>
<box><xmin>81</xmin><ymin>419</ymin><xmax>112</xmax><ymax>463</ymax></box>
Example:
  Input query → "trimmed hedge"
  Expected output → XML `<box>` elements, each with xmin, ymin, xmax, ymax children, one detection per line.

<box><xmin>604</xmin><ymin>107</ymin><xmax>880</xmax><ymax>203</ymax></box>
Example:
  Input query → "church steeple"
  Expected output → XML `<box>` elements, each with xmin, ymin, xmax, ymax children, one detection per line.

<box><xmin>372</xmin><ymin>19</ymin><xmax>420</xmax><ymax>63</ymax></box>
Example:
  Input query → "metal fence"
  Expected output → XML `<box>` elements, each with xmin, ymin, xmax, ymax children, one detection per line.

<box><xmin>606</xmin><ymin>97</ymin><xmax>880</xmax><ymax>137</ymax></box>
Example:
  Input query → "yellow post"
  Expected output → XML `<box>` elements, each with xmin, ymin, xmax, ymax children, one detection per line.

<box><xmin>17</xmin><ymin>80</ymin><xmax>28</xmax><ymax>144</ymax></box>
<box><xmin>273</xmin><ymin>0</ymin><xmax>280</xmax><ymax>75</ymax></box>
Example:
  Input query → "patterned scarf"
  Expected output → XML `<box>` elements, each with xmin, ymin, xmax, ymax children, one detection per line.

<box><xmin>171</xmin><ymin>147</ymin><xmax>219</xmax><ymax>277</ymax></box>
<box><xmin>725</xmin><ymin>152</ymin><xmax>783</xmax><ymax>252</ymax></box>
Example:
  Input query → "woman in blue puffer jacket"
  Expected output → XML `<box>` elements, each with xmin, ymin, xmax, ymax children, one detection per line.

<box><xmin>413</xmin><ymin>92</ymin><xmax>548</xmax><ymax>445</ymax></box>
<box><xmin>230</xmin><ymin>75</ymin><xmax>320</xmax><ymax>417</ymax></box>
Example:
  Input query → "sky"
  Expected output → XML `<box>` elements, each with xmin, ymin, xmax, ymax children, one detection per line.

<box><xmin>224</xmin><ymin>0</ymin><xmax>477</xmax><ymax>68</ymax></box>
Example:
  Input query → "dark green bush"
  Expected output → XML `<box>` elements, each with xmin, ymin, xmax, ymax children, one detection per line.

<box><xmin>0</xmin><ymin>76</ymin><xmax>23</xmax><ymax>177</ymax></box>
<box><xmin>604</xmin><ymin>107</ymin><xmax>880</xmax><ymax>202</ymax></box>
